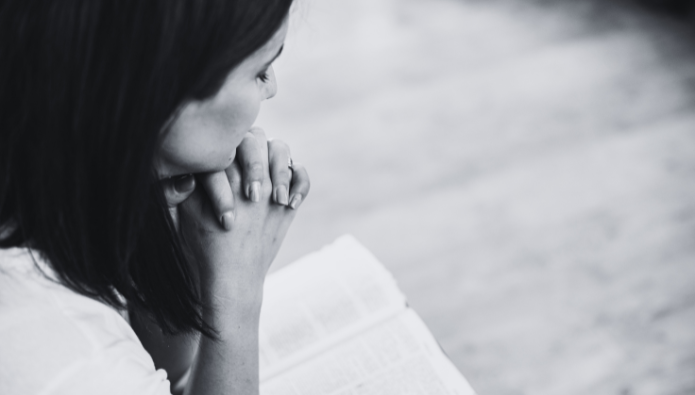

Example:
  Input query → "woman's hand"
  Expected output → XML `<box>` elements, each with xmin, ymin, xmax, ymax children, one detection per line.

<box><xmin>179</xmin><ymin>128</ymin><xmax>303</xmax><ymax>395</ymax></box>
<box><xmin>160</xmin><ymin>129</ymin><xmax>310</xmax><ymax>231</ymax></box>
<box><xmin>141</xmin><ymin>128</ymin><xmax>309</xmax><ymax>395</ymax></box>
<box><xmin>178</xmin><ymin>127</ymin><xmax>306</xmax><ymax>289</ymax></box>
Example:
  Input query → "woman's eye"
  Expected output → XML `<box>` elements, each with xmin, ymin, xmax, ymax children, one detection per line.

<box><xmin>257</xmin><ymin>71</ymin><xmax>270</xmax><ymax>83</ymax></box>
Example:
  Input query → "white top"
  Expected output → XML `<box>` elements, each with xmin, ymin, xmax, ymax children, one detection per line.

<box><xmin>0</xmin><ymin>247</ymin><xmax>171</xmax><ymax>395</ymax></box>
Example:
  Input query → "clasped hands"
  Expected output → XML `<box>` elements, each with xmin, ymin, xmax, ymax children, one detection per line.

<box><xmin>159</xmin><ymin>128</ymin><xmax>309</xmax><ymax>285</ymax></box>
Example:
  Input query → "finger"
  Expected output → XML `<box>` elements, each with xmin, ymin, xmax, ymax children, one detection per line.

<box><xmin>198</xmin><ymin>170</ymin><xmax>235</xmax><ymax>231</ymax></box>
<box><xmin>235</xmin><ymin>132</ymin><xmax>264</xmax><ymax>202</ymax></box>
<box><xmin>267</xmin><ymin>139</ymin><xmax>292</xmax><ymax>206</ymax></box>
<box><xmin>177</xmin><ymin>185</ymin><xmax>219</xmax><ymax>242</ymax></box>
<box><xmin>177</xmin><ymin>183</ymin><xmax>207</xmax><ymax>221</ymax></box>
<box><xmin>247</xmin><ymin>127</ymin><xmax>270</xmax><ymax>173</ymax></box>
<box><xmin>225</xmin><ymin>159</ymin><xmax>244</xmax><ymax>195</ymax></box>
<box><xmin>287</xmin><ymin>162</ymin><xmax>310</xmax><ymax>210</ymax></box>
<box><xmin>161</xmin><ymin>174</ymin><xmax>196</xmax><ymax>208</ymax></box>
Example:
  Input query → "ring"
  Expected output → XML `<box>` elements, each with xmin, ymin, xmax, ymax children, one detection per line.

<box><xmin>288</xmin><ymin>157</ymin><xmax>294</xmax><ymax>171</ymax></box>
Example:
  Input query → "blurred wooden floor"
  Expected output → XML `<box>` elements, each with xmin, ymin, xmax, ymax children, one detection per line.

<box><xmin>257</xmin><ymin>0</ymin><xmax>695</xmax><ymax>394</ymax></box>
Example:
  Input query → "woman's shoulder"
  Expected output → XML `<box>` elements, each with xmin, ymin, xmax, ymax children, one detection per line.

<box><xmin>0</xmin><ymin>248</ymin><xmax>171</xmax><ymax>395</ymax></box>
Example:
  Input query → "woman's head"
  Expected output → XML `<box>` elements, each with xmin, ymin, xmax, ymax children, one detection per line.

<box><xmin>0</xmin><ymin>0</ymin><xmax>293</xmax><ymax>335</ymax></box>
<box><xmin>156</xmin><ymin>18</ymin><xmax>287</xmax><ymax>178</ymax></box>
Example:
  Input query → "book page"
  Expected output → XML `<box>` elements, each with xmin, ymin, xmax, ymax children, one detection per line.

<box><xmin>260</xmin><ymin>309</ymin><xmax>476</xmax><ymax>395</ymax></box>
<box><xmin>259</xmin><ymin>235</ymin><xmax>407</xmax><ymax>380</ymax></box>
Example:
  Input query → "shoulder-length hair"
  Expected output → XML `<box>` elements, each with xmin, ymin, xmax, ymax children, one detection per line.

<box><xmin>0</xmin><ymin>0</ymin><xmax>292</xmax><ymax>336</ymax></box>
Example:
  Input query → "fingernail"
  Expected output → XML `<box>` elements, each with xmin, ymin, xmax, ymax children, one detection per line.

<box><xmin>289</xmin><ymin>194</ymin><xmax>302</xmax><ymax>209</ymax></box>
<box><xmin>251</xmin><ymin>182</ymin><xmax>261</xmax><ymax>203</ymax></box>
<box><xmin>220</xmin><ymin>212</ymin><xmax>234</xmax><ymax>231</ymax></box>
<box><xmin>174</xmin><ymin>174</ymin><xmax>195</xmax><ymax>193</ymax></box>
<box><xmin>277</xmin><ymin>185</ymin><xmax>289</xmax><ymax>206</ymax></box>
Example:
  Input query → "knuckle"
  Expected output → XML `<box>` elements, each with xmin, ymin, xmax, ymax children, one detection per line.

<box><xmin>229</xmin><ymin>173</ymin><xmax>243</xmax><ymax>191</ymax></box>
<box><xmin>246</xmin><ymin>161</ymin><xmax>263</xmax><ymax>174</ymax></box>
<box><xmin>299</xmin><ymin>169</ymin><xmax>311</xmax><ymax>191</ymax></box>
<box><xmin>294</xmin><ymin>164</ymin><xmax>307</xmax><ymax>177</ymax></box>
<box><xmin>269</xmin><ymin>139</ymin><xmax>289</xmax><ymax>152</ymax></box>
<box><xmin>230</xmin><ymin>177</ymin><xmax>242</xmax><ymax>190</ymax></box>
<box><xmin>210</xmin><ymin>190</ymin><xmax>228</xmax><ymax>207</ymax></box>
<box><xmin>276</xmin><ymin>168</ymin><xmax>292</xmax><ymax>182</ymax></box>
<box><xmin>241</xmin><ymin>132</ymin><xmax>257</xmax><ymax>145</ymax></box>
<box><xmin>238</xmin><ymin>133</ymin><xmax>257</xmax><ymax>149</ymax></box>
<box><xmin>249</xmin><ymin>127</ymin><xmax>267</xmax><ymax>139</ymax></box>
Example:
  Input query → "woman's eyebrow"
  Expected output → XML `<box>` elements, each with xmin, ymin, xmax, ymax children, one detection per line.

<box><xmin>263</xmin><ymin>45</ymin><xmax>284</xmax><ymax>68</ymax></box>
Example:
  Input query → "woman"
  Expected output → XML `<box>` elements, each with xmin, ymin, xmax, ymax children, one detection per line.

<box><xmin>0</xmin><ymin>1</ymin><xmax>308</xmax><ymax>394</ymax></box>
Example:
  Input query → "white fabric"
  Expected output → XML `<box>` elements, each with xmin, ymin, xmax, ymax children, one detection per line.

<box><xmin>0</xmin><ymin>247</ymin><xmax>171</xmax><ymax>395</ymax></box>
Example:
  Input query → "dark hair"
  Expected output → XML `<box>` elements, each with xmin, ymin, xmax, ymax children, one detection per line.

<box><xmin>0</xmin><ymin>0</ymin><xmax>292</xmax><ymax>336</ymax></box>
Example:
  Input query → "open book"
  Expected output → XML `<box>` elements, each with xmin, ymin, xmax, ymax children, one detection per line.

<box><xmin>259</xmin><ymin>235</ymin><xmax>476</xmax><ymax>395</ymax></box>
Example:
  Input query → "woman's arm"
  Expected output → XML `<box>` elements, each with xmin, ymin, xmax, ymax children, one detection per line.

<box><xmin>187</xmin><ymin>268</ymin><xmax>265</xmax><ymax>394</ymax></box>
<box><xmin>129</xmin><ymin>279</ymin><xmax>264</xmax><ymax>395</ymax></box>
<box><xmin>181</xmin><ymin>128</ymin><xmax>307</xmax><ymax>395</ymax></box>
<box><xmin>129</xmin><ymin>257</ymin><xmax>266</xmax><ymax>395</ymax></box>
<box><xmin>132</xmin><ymin>133</ymin><xmax>309</xmax><ymax>394</ymax></box>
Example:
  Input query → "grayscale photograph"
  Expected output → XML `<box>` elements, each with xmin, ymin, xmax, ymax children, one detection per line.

<box><xmin>1</xmin><ymin>0</ymin><xmax>694</xmax><ymax>394</ymax></box>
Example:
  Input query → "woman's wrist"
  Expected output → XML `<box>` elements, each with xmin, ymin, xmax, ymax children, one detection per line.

<box><xmin>200</xmin><ymin>269</ymin><xmax>265</xmax><ymax>326</ymax></box>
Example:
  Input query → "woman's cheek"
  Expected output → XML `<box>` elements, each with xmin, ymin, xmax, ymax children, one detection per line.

<box><xmin>155</xmin><ymin>82</ymin><xmax>265</xmax><ymax>176</ymax></box>
<box><xmin>228</xmin><ymin>90</ymin><xmax>263</xmax><ymax>133</ymax></box>
<box><xmin>156</xmin><ymin>125</ymin><xmax>238</xmax><ymax>175</ymax></box>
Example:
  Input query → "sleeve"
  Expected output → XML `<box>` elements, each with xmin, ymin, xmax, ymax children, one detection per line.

<box><xmin>45</xmin><ymin>341</ymin><xmax>172</xmax><ymax>395</ymax></box>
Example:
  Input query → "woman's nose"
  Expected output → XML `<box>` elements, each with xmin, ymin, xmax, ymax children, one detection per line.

<box><xmin>263</xmin><ymin>66</ymin><xmax>278</xmax><ymax>100</ymax></box>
